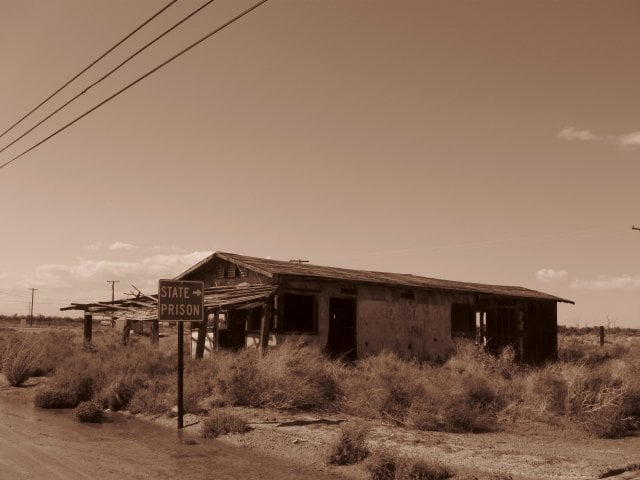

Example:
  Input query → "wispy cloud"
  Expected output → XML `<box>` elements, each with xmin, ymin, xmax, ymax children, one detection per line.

<box><xmin>87</xmin><ymin>241</ymin><xmax>137</xmax><ymax>251</ymax></box>
<box><xmin>615</xmin><ymin>131</ymin><xmax>640</xmax><ymax>148</ymax></box>
<box><xmin>558</xmin><ymin>127</ymin><xmax>597</xmax><ymax>142</ymax></box>
<box><xmin>558</xmin><ymin>127</ymin><xmax>640</xmax><ymax>150</ymax></box>
<box><xmin>0</xmin><ymin>251</ymin><xmax>213</xmax><ymax>303</ymax></box>
<box><xmin>108</xmin><ymin>241</ymin><xmax>135</xmax><ymax>251</ymax></box>
<box><xmin>569</xmin><ymin>274</ymin><xmax>640</xmax><ymax>290</ymax></box>
<box><xmin>536</xmin><ymin>268</ymin><xmax>568</xmax><ymax>282</ymax></box>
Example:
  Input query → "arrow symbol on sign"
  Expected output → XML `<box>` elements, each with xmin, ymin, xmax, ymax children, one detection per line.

<box><xmin>192</xmin><ymin>289</ymin><xmax>202</xmax><ymax>297</ymax></box>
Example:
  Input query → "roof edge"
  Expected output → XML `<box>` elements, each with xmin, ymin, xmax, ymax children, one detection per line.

<box><xmin>175</xmin><ymin>251</ymin><xmax>276</xmax><ymax>281</ymax></box>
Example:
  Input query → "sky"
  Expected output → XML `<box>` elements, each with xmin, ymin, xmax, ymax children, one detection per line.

<box><xmin>0</xmin><ymin>0</ymin><xmax>639</xmax><ymax>327</ymax></box>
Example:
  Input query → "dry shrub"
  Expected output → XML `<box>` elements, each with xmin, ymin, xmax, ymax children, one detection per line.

<box><xmin>33</xmin><ymin>330</ymin><xmax>78</xmax><ymax>376</ymax></box>
<box><xmin>342</xmin><ymin>350</ymin><xmax>503</xmax><ymax>433</ymax></box>
<box><xmin>50</xmin><ymin>358</ymin><xmax>97</xmax><ymax>403</ymax></box>
<box><xmin>183</xmin><ymin>357</ymin><xmax>221</xmax><ymax>413</ymax></box>
<box><xmin>201</xmin><ymin>411</ymin><xmax>250</xmax><ymax>438</ymax></box>
<box><xmin>211</xmin><ymin>344</ymin><xmax>339</xmax><ymax>410</ymax></box>
<box><xmin>128</xmin><ymin>381</ymin><xmax>171</xmax><ymax>415</ymax></box>
<box><xmin>367</xmin><ymin>448</ymin><xmax>398</xmax><ymax>480</ymax></box>
<box><xmin>530</xmin><ymin>366</ymin><xmax>568</xmax><ymax>415</ymax></box>
<box><xmin>340</xmin><ymin>351</ymin><xmax>425</xmax><ymax>423</ymax></box>
<box><xmin>367</xmin><ymin>449</ymin><xmax>453</xmax><ymax>480</ymax></box>
<box><xmin>34</xmin><ymin>387</ymin><xmax>79</xmax><ymax>408</ymax></box>
<box><xmin>327</xmin><ymin>421</ymin><xmax>370</xmax><ymax>465</ymax></box>
<box><xmin>97</xmin><ymin>374</ymin><xmax>145</xmax><ymax>411</ymax></box>
<box><xmin>75</xmin><ymin>401</ymin><xmax>103</xmax><ymax>423</ymax></box>
<box><xmin>396</xmin><ymin>459</ymin><xmax>453</xmax><ymax>480</ymax></box>
<box><xmin>567</xmin><ymin>364</ymin><xmax>636</xmax><ymax>437</ymax></box>
<box><xmin>33</xmin><ymin>330</ymin><xmax>174</xmax><ymax>413</ymax></box>
<box><xmin>1</xmin><ymin>333</ymin><xmax>43</xmax><ymax>386</ymax></box>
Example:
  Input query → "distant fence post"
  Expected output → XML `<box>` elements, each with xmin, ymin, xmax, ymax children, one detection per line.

<box><xmin>83</xmin><ymin>312</ymin><xmax>92</xmax><ymax>345</ymax></box>
<box><xmin>599</xmin><ymin>326</ymin><xmax>605</xmax><ymax>347</ymax></box>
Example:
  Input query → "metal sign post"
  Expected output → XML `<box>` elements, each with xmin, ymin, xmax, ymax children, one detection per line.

<box><xmin>158</xmin><ymin>279</ymin><xmax>204</xmax><ymax>429</ymax></box>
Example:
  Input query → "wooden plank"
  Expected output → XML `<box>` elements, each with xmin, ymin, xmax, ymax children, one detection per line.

<box><xmin>258</xmin><ymin>298</ymin><xmax>272</xmax><ymax>358</ymax></box>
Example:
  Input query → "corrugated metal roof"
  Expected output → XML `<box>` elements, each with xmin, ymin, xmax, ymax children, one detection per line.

<box><xmin>178</xmin><ymin>251</ymin><xmax>574</xmax><ymax>304</ymax></box>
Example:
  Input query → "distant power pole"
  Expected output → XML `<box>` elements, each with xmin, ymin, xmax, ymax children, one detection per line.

<box><xmin>28</xmin><ymin>288</ymin><xmax>38</xmax><ymax>327</ymax></box>
<box><xmin>107</xmin><ymin>280</ymin><xmax>119</xmax><ymax>327</ymax></box>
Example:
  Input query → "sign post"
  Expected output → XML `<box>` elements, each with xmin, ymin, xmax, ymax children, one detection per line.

<box><xmin>158</xmin><ymin>279</ymin><xmax>204</xmax><ymax>429</ymax></box>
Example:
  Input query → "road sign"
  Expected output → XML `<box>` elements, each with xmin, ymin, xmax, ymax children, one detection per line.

<box><xmin>158</xmin><ymin>279</ymin><xmax>204</xmax><ymax>322</ymax></box>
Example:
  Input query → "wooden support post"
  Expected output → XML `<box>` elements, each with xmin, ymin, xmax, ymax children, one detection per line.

<box><xmin>258</xmin><ymin>298</ymin><xmax>272</xmax><ymax>358</ymax></box>
<box><xmin>83</xmin><ymin>312</ymin><xmax>92</xmax><ymax>345</ymax></box>
<box><xmin>195</xmin><ymin>314</ymin><xmax>209</xmax><ymax>359</ymax></box>
<box><xmin>213</xmin><ymin>311</ymin><xmax>219</xmax><ymax>352</ymax></box>
<box><xmin>599</xmin><ymin>325</ymin><xmax>605</xmax><ymax>347</ymax></box>
<box><xmin>151</xmin><ymin>320</ymin><xmax>159</xmax><ymax>347</ymax></box>
<box><xmin>121</xmin><ymin>319</ymin><xmax>132</xmax><ymax>345</ymax></box>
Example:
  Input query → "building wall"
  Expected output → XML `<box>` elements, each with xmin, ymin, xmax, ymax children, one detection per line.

<box><xmin>356</xmin><ymin>286</ymin><xmax>474</xmax><ymax>360</ymax></box>
<box><xmin>278</xmin><ymin>277</ymin><xmax>474</xmax><ymax>361</ymax></box>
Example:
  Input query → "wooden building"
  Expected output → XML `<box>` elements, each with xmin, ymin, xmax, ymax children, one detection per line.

<box><xmin>174</xmin><ymin>252</ymin><xmax>573</xmax><ymax>363</ymax></box>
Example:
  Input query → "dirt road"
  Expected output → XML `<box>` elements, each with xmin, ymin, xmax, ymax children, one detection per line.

<box><xmin>0</xmin><ymin>387</ymin><xmax>346</xmax><ymax>480</ymax></box>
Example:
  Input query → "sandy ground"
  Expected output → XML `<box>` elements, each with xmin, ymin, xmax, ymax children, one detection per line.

<box><xmin>1</xmin><ymin>376</ymin><xmax>639</xmax><ymax>480</ymax></box>
<box><xmin>171</xmin><ymin>407</ymin><xmax>640</xmax><ymax>480</ymax></box>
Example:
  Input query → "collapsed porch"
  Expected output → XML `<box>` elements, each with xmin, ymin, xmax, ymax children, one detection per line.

<box><xmin>61</xmin><ymin>284</ymin><xmax>279</xmax><ymax>357</ymax></box>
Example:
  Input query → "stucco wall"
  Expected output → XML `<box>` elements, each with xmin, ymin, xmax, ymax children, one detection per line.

<box><xmin>356</xmin><ymin>286</ymin><xmax>474</xmax><ymax>361</ymax></box>
<box><xmin>278</xmin><ymin>278</ymin><xmax>474</xmax><ymax>361</ymax></box>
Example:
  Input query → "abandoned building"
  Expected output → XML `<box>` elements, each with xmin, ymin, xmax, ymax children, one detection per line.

<box><xmin>63</xmin><ymin>251</ymin><xmax>573</xmax><ymax>363</ymax></box>
<box><xmin>177</xmin><ymin>252</ymin><xmax>572</xmax><ymax>363</ymax></box>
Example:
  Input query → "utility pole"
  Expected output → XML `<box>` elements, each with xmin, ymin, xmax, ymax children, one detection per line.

<box><xmin>28</xmin><ymin>288</ymin><xmax>38</xmax><ymax>327</ymax></box>
<box><xmin>107</xmin><ymin>280</ymin><xmax>119</xmax><ymax>327</ymax></box>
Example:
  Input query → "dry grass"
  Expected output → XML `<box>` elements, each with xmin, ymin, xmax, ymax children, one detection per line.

<box><xmin>201</xmin><ymin>411</ymin><xmax>251</xmax><ymax>438</ymax></box>
<box><xmin>340</xmin><ymin>346</ymin><xmax>505</xmax><ymax>433</ymax></box>
<box><xmin>1</xmin><ymin>332</ymin><xmax>43</xmax><ymax>386</ymax></box>
<box><xmin>8</xmin><ymin>326</ymin><xmax>639</xmax><ymax>439</ymax></box>
<box><xmin>327</xmin><ymin>421</ymin><xmax>370</xmax><ymax>465</ymax></box>
<box><xmin>203</xmin><ymin>343</ymin><xmax>340</xmax><ymax>410</ymax></box>
<box><xmin>367</xmin><ymin>448</ymin><xmax>454</xmax><ymax>480</ymax></box>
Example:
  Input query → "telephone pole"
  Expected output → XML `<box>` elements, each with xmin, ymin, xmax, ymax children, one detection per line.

<box><xmin>107</xmin><ymin>280</ymin><xmax>119</xmax><ymax>327</ymax></box>
<box><xmin>28</xmin><ymin>288</ymin><xmax>38</xmax><ymax>327</ymax></box>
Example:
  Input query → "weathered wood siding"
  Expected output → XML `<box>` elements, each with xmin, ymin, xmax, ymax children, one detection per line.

<box><xmin>524</xmin><ymin>300</ymin><xmax>557</xmax><ymax>363</ymax></box>
<box><xmin>182</xmin><ymin>257</ymin><xmax>272</xmax><ymax>287</ymax></box>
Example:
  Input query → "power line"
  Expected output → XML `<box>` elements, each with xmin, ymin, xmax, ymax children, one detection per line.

<box><xmin>326</xmin><ymin>226</ymin><xmax>628</xmax><ymax>262</ymax></box>
<box><xmin>0</xmin><ymin>0</ymin><xmax>217</xmax><ymax>157</ymax></box>
<box><xmin>0</xmin><ymin>0</ymin><xmax>269</xmax><ymax>171</ymax></box>
<box><xmin>0</xmin><ymin>0</ymin><xmax>178</xmax><ymax>142</ymax></box>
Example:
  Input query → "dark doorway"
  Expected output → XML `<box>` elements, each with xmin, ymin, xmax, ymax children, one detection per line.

<box><xmin>327</xmin><ymin>297</ymin><xmax>357</xmax><ymax>361</ymax></box>
<box><xmin>218</xmin><ymin>310</ymin><xmax>246</xmax><ymax>350</ymax></box>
